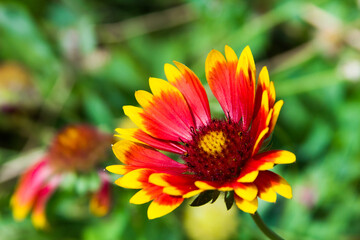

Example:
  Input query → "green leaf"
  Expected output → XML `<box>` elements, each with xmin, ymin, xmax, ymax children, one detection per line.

<box><xmin>210</xmin><ymin>190</ymin><xmax>220</xmax><ymax>203</ymax></box>
<box><xmin>190</xmin><ymin>190</ymin><xmax>220</xmax><ymax>207</ymax></box>
<box><xmin>224</xmin><ymin>191</ymin><xmax>234</xmax><ymax>210</ymax></box>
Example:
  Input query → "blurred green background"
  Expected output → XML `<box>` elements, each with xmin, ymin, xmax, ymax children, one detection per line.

<box><xmin>0</xmin><ymin>0</ymin><xmax>360</xmax><ymax>239</ymax></box>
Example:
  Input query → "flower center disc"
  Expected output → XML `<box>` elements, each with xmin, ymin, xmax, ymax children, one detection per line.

<box><xmin>182</xmin><ymin>120</ymin><xmax>252</xmax><ymax>182</ymax></box>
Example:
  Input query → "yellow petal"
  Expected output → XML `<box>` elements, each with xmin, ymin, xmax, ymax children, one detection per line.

<box><xmin>258</xmin><ymin>162</ymin><xmax>274</xmax><ymax>171</ymax></box>
<box><xmin>114</xmin><ymin>169</ymin><xmax>148</xmax><ymax>189</ymax></box>
<box><xmin>130</xmin><ymin>189</ymin><xmax>154</xmax><ymax>205</ymax></box>
<box><xmin>183</xmin><ymin>189</ymin><xmax>204</xmax><ymax>198</ymax></box>
<box><xmin>218</xmin><ymin>186</ymin><xmax>233</xmax><ymax>191</ymax></box>
<box><xmin>235</xmin><ymin>196</ymin><xmax>258</xmax><ymax>214</ymax></box>
<box><xmin>234</xmin><ymin>183</ymin><xmax>258</xmax><ymax>201</ymax></box>
<box><xmin>225</xmin><ymin>45</ymin><xmax>238</xmax><ymax>62</ymax></box>
<box><xmin>106</xmin><ymin>165</ymin><xmax>128</xmax><ymax>175</ymax></box>
<box><xmin>258</xmin><ymin>66</ymin><xmax>270</xmax><ymax>87</ymax></box>
<box><xmin>237</xmin><ymin>171</ymin><xmax>259</xmax><ymax>183</ymax></box>
<box><xmin>147</xmin><ymin>196</ymin><xmax>183</xmax><ymax>219</ymax></box>
<box><xmin>163</xmin><ymin>186</ymin><xmax>182</xmax><ymax>196</ymax></box>
<box><xmin>205</xmin><ymin>49</ymin><xmax>226</xmax><ymax>80</ymax></box>
<box><xmin>123</xmin><ymin>106</ymin><xmax>148</xmax><ymax>134</ymax></box>
<box><xmin>274</xmin><ymin>151</ymin><xmax>296</xmax><ymax>164</ymax></box>
<box><xmin>266</xmin><ymin>108</ymin><xmax>273</xmax><ymax>126</ymax></box>
<box><xmin>112</xmin><ymin>140</ymin><xmax>132</xmax><ymax>164</ymax></box>
<box><xmin>269</xmin><ymin>100</ymin><xmax>283</xmax><ymax>134</ymax></box>
<box><xmin>135</xmin><ymin>90</ymin><xmax>153</xmax><ymax>108</ymax></box>
<box><xmin>236</xmin><ymin>46</ymin><xmax>255</xmax><ymax>78</ymax></box>
<box><xmin>269</xmin><ymin>81</ymin><xmax>276</xmax><ymax>104</ymax></box>
<box><xmin>148</xmin><ymin>173</ymin><xmax>170</xmax><ymax>187</ymax></box>
<box><xmin>149</xmin><ymin>77</ymin><xmax>181</xmax><ymax>97</ymax></box>
<box><xmin>164</xmin><ymin>63</ymin><xmax>182</xmax><ymax>84</ymax></box>
<box><xmin>252</xmin><ymin>127</ymin><xmax>269</xmax><ymax>155</ymax></box>
<box><xmin>31</xmin><ymin>212</ymin><xmax>49</xmax><ymax>230</ymax></box>
<box><xmin>259</xmin><ymin>187</ymin><xmax>277</xmax><ymax>203</ymax></box>
<box><xmin>114</xmin><ymin>128</ymin><xmax>143</xmax><ymax>144</ymax></box>
<box><xmin>194</xmin><ymin>181</ymin><xmax>216</xmax><ymax>190</ymax></box>
<box><xmin>273</xmin><ymin>176</ymin><xmax>293</xmax><ymax>199</ymax></box>
<box><xmin>90</xmin><ymin>197</ymin><xmax>109</xmax><ymax>217</ymax></box>
<box><xmin>11</xmin><ymin>201</ymin><xmax>31</xmax><ymax>221</ymax></box>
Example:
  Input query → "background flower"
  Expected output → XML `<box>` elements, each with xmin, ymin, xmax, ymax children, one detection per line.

<box><xmin>10</xmin><ymin>125</ymin><xmax>112</xmax><ymax>229</ymax></box>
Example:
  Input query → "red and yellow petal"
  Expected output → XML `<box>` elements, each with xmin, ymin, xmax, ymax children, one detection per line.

<box><xmin>206</xmin><ymin>46</ymin><xmax>242</xmax><ymax>123</ymax></box>
<box><xmin>115</xmin><ymin>128</ymin><xmax>185</xmax><ymax>154</ymax></box>
<box><xmin>233</xmin><ymin>182</ymin><xmax>258</xmax><ymax>201</ymax></box>
<box><xmin>265</xmin><ymin>171</ymin><xmax>292</xmax><ymax>199</ymax></box>
<box><xmin>237</xmin><ymin>169</ymin><xmax>259</xmax><ymax>183</ymax></box>
<box><xmin>130</xmin><ymin>185</ymin><xmax>164</xmax><ymax>205</ymax></box>
<box><xmin>115</xmin><ymin>168</ymin><xmax>154</xmax><ymax>189</ymax></box>
<box><xmin>31</xmin><ymin>175</ymin><xmax>61</xmax><ymax>229</ymax></box>
<box><xmin>235</xmin><ymin>46</ymin><xmax>256</xmax><ymax>129</ymax></box>
<box><xmin>256</xmin><ymin>181</ymin><xmax>277</xmax><ymax>203</ymax></box>
<box><xmin>126</xmin><ymin>77</ymin><xmax>195</xmax><ymax>142</ymax></box>
<box><xmin>106</xmin><ymin>165</ymin><xmax>136</xmax><ymax>175</ymax></box>
<box><xmin>11</xmin><ymin>158</ymin><xmax>52</xmax><ymax>221</ymax></box>
<box><xmin>252</xmin><ymin>127</ymin><xmax>269</xmax><ymax>156</ymax></box>
<box><xmin>112</xmin><ymin>140</ymin><xmax>186</xmax><ymax>174</ymax></box>
<box><xmin>123</xmin><ymin>106</ymin><xmax>148</xmax><ymax>134</ymax></box>
<box><xmin>165</xmin><ymin>61</ymin><xmax>211</xmax><ymax>127</ymax></box>
<box><xmin>234</xmin><ymin>195</ymin><xmax>258</xmax><ymax>214</ymax></box>
<box><xmin>90</xmin><ymin>172</ymin><xmax>111</xmax><ymax>217</ymax></box>
<box><xmin>266</xmin><ymin>100</ymin><xmax>284</xmax><ymax>138</ymax></box>
<box><xmin>238</xmin><ymin>157</ymin><xmax>275</xmax><ymax>184</ymax></box>
<box><xmin>193</xmin><ymin>180</ymin><xmax>234</xmax><ymax>191</ymax></box>
<box><xmin>254</xmin><ymin>171</ymin><xmax>292</xmax><ymax>203</ymax></box>
<box><xmin>149</xmin><ymin>173</ymin><xmax>199</xmax><ymax>197</ymax></box>
<box><xmin>253</xmin><ymin>150</ymin><xmax>296</xmax><ymax>165</ymax></box>
<box><xmin>251</xmin><ymin>90</ymin><xmax>270</xmax><ymax>154</ymax></box>
<box><xmin>147</xmin><ymin>194</ymin><xmax>184</xmax><ymax>219</ymax></box>
<box><xmin>254</xmin><ymin>67</ymin><xmax>275</xmax><ymax>114</ymax></box>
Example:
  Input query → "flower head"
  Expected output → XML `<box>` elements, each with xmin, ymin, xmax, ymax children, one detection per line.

<box><xmin>11</xmin><ymin>124</ymin><xmax>112</xmax><ymax>229</ymax></box>
<box><xmin>107</xmin><ymin>46</ymin><xmax>296</xmax><ymax>219</ymax></box>
<box><xmin>48</xmin><ymin>125</ymin><xmax>111</xmax><ymax>173</ymax></box>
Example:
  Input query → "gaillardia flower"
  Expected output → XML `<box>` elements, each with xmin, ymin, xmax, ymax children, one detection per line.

<box><xmin>11</xmin><ymin>125</ymin><xmax>112</xmax><ymax>229</ymax></box>
<box><xmin>107</xmin><ymin>46</ymin><xmax>296</xmax><ymax>219</ymax></box>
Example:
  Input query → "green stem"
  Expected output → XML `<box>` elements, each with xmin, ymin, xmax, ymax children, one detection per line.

<box><xmin>250</xmin><ymin>212</ymin><xmax>284</xmax><ymax>240</ymax></box>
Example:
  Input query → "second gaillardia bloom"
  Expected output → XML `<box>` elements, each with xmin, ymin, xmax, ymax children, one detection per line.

<box><xmin>107</xmin><ymin>46</ymin><xmax>296</xmax><ymax>219</ymax></box>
